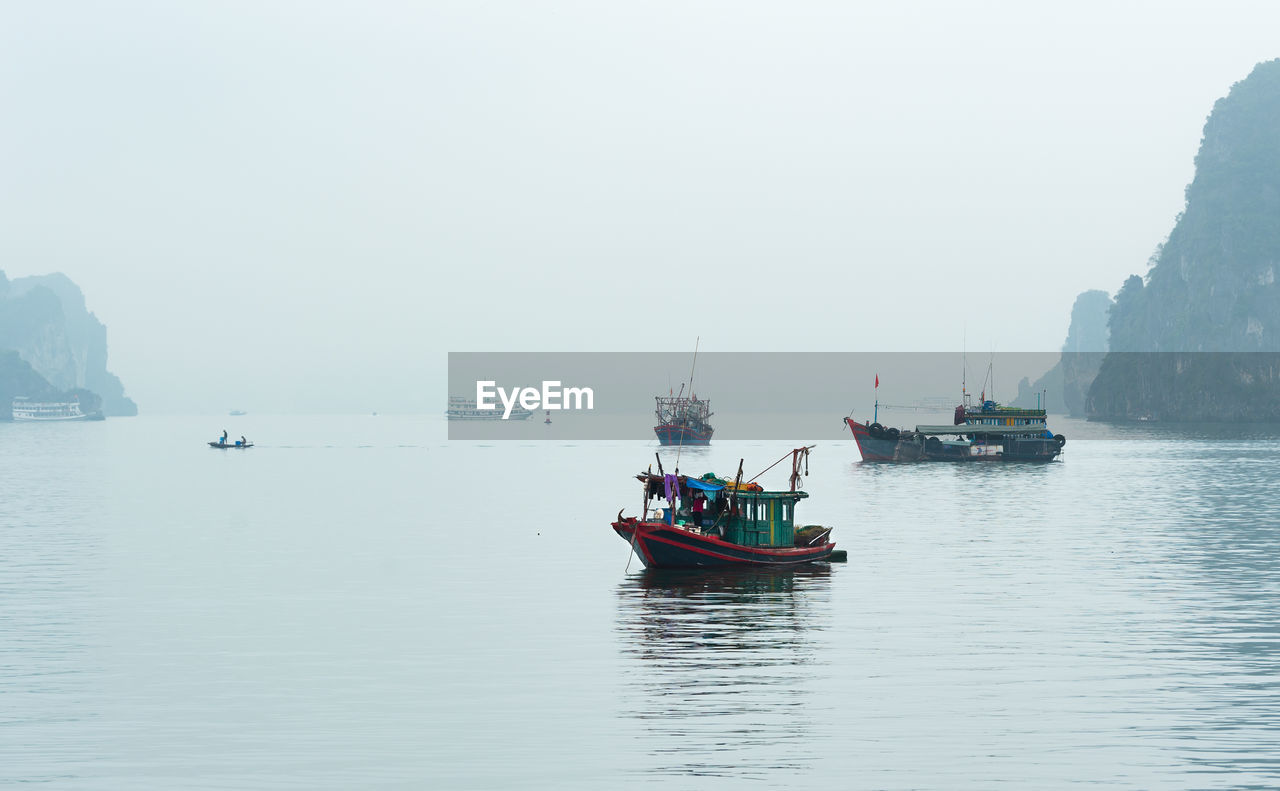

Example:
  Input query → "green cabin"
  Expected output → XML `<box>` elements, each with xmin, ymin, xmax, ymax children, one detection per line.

<box><xmin>722</xmin><ymin>490</ymin><xmax>808</xmax><ymax>547</ymax></box>
<box><xmin>639</xmin><ymin>471</ymin><xmax>813</xmax><ymax>549</ymax></box>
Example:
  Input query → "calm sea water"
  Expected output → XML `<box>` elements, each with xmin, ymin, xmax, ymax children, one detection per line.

<box><xmin>4</xmin><ymin>415</ymin><xmax>1280</xmax><ymax>789</ymax></box>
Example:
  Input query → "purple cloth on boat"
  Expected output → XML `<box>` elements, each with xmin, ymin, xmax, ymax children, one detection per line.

<box><xmin>663</xmin><ymin>474</ymin><xmax>679</xmax><ymax>503</ymax></box>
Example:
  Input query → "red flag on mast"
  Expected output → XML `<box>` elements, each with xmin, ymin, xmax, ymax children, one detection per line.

<box><xmin>875</xmin><ymin>374</ymin><xmax>879</xmax><ymax>388</ymax></box>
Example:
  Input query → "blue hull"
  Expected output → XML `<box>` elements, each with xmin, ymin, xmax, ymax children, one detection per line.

<box><xmin>654</xmin><ymin>423</ymin><xmax>712</xmax><ymax>446</ymax></box>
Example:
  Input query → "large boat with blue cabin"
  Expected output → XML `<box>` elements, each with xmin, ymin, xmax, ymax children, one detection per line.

<box><xmin>612</xmin><ymin>448</ymin><xmax>836</xmax><ymax>568</ymax></box>
<box><xmin>845</xmin><ymin>395</ymin><xmax>1065</xmax><ymax>462</ymax></box>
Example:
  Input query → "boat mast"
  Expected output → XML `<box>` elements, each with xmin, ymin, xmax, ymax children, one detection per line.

<box><xmin>675</xmin><ymin>337</ymin><xmax>699</xmax><ymax>471</ymax></box>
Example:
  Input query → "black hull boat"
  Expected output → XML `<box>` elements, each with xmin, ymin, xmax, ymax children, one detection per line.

<box><xmin>209</xmin><ymin>441</ymin><xmax>253</xmax><ymax>449</ymax></box>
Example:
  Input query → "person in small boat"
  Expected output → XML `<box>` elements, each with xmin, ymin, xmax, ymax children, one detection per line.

<box><xmin>221</xmin><ymin>429</ymin><xmax>228</xmax><ymax>444</ymax></box>
<box><xmin>240</xmin><ymin>435</ymin><xmax>247</xmax><ymax>446</ymax></box>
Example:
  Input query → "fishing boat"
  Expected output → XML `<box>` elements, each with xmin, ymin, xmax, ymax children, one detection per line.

<box><xmin>846</xmin><ymin>404</ymin><xmax>1064</xmax><ymax>462</ymax></box>
<box><xmin>653</xmin><ymin>339</ymin><xmax>713</xmax><ymax>445</ymax></box>
<box><xmin>653</xmin><ymin>393</ymin><xmax>713</xmax><ymax>445</ymax></box>
<box><xmin>209</xmin><ymin>438</ymin><xmax>253</xmax><ymax>448</ymax></box>
<box><xmin>845</xmin><ymin>387</ymin><xmax>1065</xmax><ymax>462</ymax></box>
<box><xmin>445</xmin><ymin>396</ymin><xmax>533</xmax><ymax>421</ymax></box>
<box><xmin>612</xmin><ymin>447</ymin><xmax>836</xmax><ymax>568</ymax></box>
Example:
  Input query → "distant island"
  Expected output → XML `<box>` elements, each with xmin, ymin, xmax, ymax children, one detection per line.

<box><xmin>0</xmin><ymin>271</ymin><xmax>136</xmax><ymax>419</ymax></box>
<box><xmin>1025</xmin><ymin>59</ymin><xmax>1280</xmax><ymax>421</ymax></box>
<box><xmin>1013</xmin><ymin>289</ymin><xmax>1112</xmax><ymax>415</ymax></box>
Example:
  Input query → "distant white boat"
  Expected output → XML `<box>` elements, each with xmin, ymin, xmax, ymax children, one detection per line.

<box><xmin>446</xmin><ymin>396</ymin><xmax>533</xmax><ymax>421</ymax></box>
<box><xmin>229</xmin><ymin>409</ymin><xmax>247</xmax><ymax>416</ymax></box>
<box><xmin>12</xmin><ymin>396</ymin><xmax>98</xmax><ymax>421</ymax></box>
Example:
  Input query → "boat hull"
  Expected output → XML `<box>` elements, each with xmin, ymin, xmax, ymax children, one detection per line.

<box><xmin>446</xmin><ymin>411</ymin><xmax>534</xmax><ymax>420</ymax></box>
<box><xmin>654</xmin><ymin>423</ymin><xmax>713</xmax><ymax>446</ymax></box>
<box><xmin>845</xmin><ymin>417</ymin><xmax>1060</xmax><ymax>462</ymax></box>
<box><xmin>613</xmin><ymin>519</ymin><xmax>834</xmax><ymax>569</ymax></box>
<box><xmin>209</xmin><ymin>442</ymin><xmax>254</xmax><ymax>449</ymax></box>
<box><xmin>13</xmin><ymin>414</ymin><xmax>91</xmax><ymax>422</ymax></box>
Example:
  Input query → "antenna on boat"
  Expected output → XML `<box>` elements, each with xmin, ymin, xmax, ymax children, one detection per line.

<box><xmin>985</xmin><ymin>348</ymin><xmax>995</xmax><ymax>403</ymax></box>
<box><xmin>687</xmin><ymin>336</ymin><xmax>700</xmax><ymax>400</ymax></box>
<box><xmin>674</xmin><ymin>337</ymin><xmax>699</xmax><ymax>471</ymax></box>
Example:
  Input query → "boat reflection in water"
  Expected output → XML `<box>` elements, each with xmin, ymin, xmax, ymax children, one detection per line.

<box><xmin>615</xmin><ymin>565</ymin><xmax>834</xmax><ymax>782</ymax></box>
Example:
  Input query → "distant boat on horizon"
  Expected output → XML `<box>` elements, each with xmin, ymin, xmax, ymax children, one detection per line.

<box><xmin>654</xmin><ymin>392</ymin><xmax>713</xmax><ymax>446</ymax></box>
<box><xmin>229</xmin><ymin>409</ymin><xmax>247</xmax><ymax>416</ymax></box>
<box><xmin>446</xmin><ymin>396</ymin><xmax>533</xmax><ymax>421</ymax></box>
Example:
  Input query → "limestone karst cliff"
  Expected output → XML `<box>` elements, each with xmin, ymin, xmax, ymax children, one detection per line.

<box><xmin>1013</xmin><ymin>289</ymin><xmax>1112</xmax><ymax>415</ymax></box>
<box><xmin>0</xmin><ymin>270</ymin><xmax>137</xmax><ymax>417</ymax></box>
<box><xmin>1087</xmin><ymin>59</ymin><xmax>1280</xmax><ymax>420</ymax></box>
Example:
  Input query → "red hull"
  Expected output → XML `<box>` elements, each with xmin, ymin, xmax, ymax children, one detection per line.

<box><xmin>613</xmin><ymin>519</ymin><xmax>835</xmax><ymax>569</ymax></box>
<box><xmin>845</xmin><ymin>416</ymin><xmax>1061</xmax><ymax>462</ymax></box>
<box><xmin>845</xmin><ymin>418</ymin><xmax>900</xmax><ymax>461</ymax></box>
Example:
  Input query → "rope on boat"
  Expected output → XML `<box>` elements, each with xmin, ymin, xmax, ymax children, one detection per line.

<box><xmin>747</xmin><ymin>445</ymin><xmax>815</xmax><ymax>485</ymax></box>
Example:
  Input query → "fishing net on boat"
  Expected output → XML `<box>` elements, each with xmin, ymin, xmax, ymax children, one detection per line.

<box><xmin>794</xmin><ymin>525</ymin><xmax>832</xmax><ymax>547</ymax></box>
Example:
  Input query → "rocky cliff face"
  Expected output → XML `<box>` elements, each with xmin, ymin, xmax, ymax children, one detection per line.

<box><xmin>1088</xmin><ymin>59</ymin><xmax>1280</xmax><ymax>420</ymax></box>
<box><xmin>1013</xmin><ymin>289</ymin><xmax>1112</xmax><ymax>414</ymax></box>
<box><xmin>0</xmin><ymin>271</ymin><xmax>137</xmax><ymax>416</ymax></box>
<box><xmin>1089</xmin><ymin>352</ymin><xmax>1280</xmax><ymax>421</ymax></box>
<box><xmin>0</xmin><ymin>350</ymin><xmax>58</xmax><ymax>419</ymax></box>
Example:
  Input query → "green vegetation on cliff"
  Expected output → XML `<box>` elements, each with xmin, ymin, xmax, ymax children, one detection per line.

<box><xmin>1089</xmin><ymin>59</ymin><xmax>1280</xmax><ymax>420</ymax></box>
<box><xmin>1109</xmin><ymin>59</ymin><xmax>1280</xmax><ymax>354</ymax></box>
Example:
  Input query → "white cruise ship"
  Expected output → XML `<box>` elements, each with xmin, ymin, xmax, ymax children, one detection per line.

<box><xmin>12</xmin><ymin>397</ymin><xmax>96</xmax><ymax>421</ymax></box>
<box><xmin>446</xmin><ymin>396</ymin><xmax>533</xmax><ymax>420</ymax></box>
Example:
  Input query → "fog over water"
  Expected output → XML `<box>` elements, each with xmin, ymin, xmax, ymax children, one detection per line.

<box><xmin>3</xmin><ymin>2</ymin><xmax>1280</xmax><ymax>413</ymax></box>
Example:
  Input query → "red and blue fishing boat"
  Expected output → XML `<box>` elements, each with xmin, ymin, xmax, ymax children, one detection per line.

<box><xmin>653</xmin><ymin>393</ymin><xmax>713</xmax><ymax>446</ymax></box>
<box><xmin>612</xmin><ymin>448</ymin><xmax>836</xmax><ymax>569</ymax></box>
<box><xmin>845</xmin><ymin>377</ymin><xmax>1065</xmax><ymax>462</ymax></box>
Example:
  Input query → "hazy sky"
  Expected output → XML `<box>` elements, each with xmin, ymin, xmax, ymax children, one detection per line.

<box><xmin>3</xmin><ymin>1</ymin><xmax>1279</xmax><ymax>413</ymax></box>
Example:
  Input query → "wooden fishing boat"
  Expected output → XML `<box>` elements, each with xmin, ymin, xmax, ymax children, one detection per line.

<box><xmin>846</xmin><ymin>372</ymin><xmax>1064</xmax><ymax>462</ymax></box>
<box><xmin>846</xmin><ymin>399</ymin><xmax>1064</xmax><ymax>462</ymax></box>
<box><xmin>653</xmin><ymin>394</ymin><xmax>713</xmax><ymax>445</ymax></box>
<box><xmin>653</xmin><ymin>340</ymin><xmax>713</xmax><ymax>445</ymax></box>
<box><xmin>613</xmin><ymin>447</ymin><xmax>836</xmax><ymax>569</ymax></box>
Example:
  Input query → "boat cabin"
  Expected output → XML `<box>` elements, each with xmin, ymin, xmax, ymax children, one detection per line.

<box><xmin>722</xmin><ymin>490</ymin><xmax>808</xmax><ymax>547</ymax></box>
<box><xmin>637</xmin><ymin>472</ymin><xmax>808</xmax><ymax>549</ymax></box>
